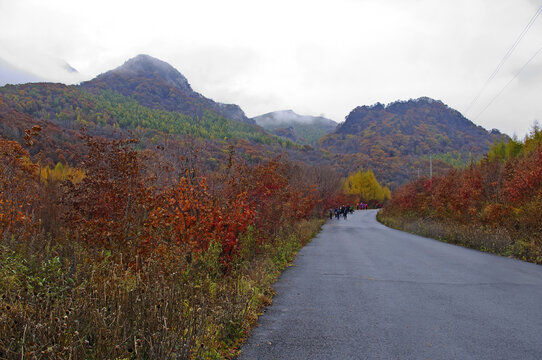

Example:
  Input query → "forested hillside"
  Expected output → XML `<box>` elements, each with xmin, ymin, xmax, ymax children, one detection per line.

<box><xmin>319</xmin><ymin>97</ymin><xmax>507</xmax><ymax>187</ymax></box>
<box><xmin>81</xmin><ymin>54</ymin><xmax>254</xmax><ymax>124</ymax></box>
<box><xmin>0</xmin><ymin>82</ymin><xmax>300</xmax><ymax>168</ymax></box>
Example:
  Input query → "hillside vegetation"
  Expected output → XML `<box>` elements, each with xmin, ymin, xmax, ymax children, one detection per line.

<box><xmin>0</xmin><ymin>83</ymin><xmax>290</xmax><ymax>148</ymax></box>
<box><xmin>378</xmin><ymin>124</ymin><xmax>542</xmax><ymax>263</ymax></box>
<box><xmin>0</xmin><ymin>83</ymin><xmax>305</xmax><ymax>178</ymax></box>
<box><xmin>0</xmin><ymin>129</ymin><xmax>345</xmax><ymax>358</ymax></box>
<box><xmin>81</xmin><ymin>54</ymin><xmax>254</xmax><ymax>124</ymax></box>
<box><xmin>319</xmin><ymin>98</ymin><xmax>507</xmax><ymax>187</ymax></box>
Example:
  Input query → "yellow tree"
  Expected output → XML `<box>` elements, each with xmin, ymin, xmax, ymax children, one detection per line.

<box><xmin>344</xmin><ymin>169</ymin><xmax>391</xmax><ymax>203</ymax></box>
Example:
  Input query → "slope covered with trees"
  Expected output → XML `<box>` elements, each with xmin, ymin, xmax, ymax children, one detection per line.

<box><xmin>0</xmin><ymin>82</ymin><xmax>300</xmax><ymax>169</ymax></box>
<box><xmin>0</xmin><ymin>83</ymin><xmax>282</xmax><ymax>143</ymax></box>
<box><xmin>319</xmin><ymin>97</ymin><xmax>507</xmax><ymax>187</ymax></box>
<box><xmin>81</xmin><ymin>54</ymin><xmax>254</xmax><ymax>124</ymax></box>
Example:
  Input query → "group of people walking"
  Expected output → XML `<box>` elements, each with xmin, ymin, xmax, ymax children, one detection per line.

<box><xmin>329</xmin><ymin>205</ymin><xmax>353</xmax><ymax>220</ymax></box>
<box><xmin>328</xmin><ymin>202</ymin><xmax>383</xmax><ymax>220</ymax></box>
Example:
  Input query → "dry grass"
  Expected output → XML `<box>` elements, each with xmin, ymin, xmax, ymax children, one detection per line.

<box><xmin>377</xmin><ymin>212</ymin><xmax>542</xmax><ymax>264</ymax></box>
<box><xmin>0</xmin><ymin>218</ymin><xmax>325</xmax><ymax>359</ymax></box>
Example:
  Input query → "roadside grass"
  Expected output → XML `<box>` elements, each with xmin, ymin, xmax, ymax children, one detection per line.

<box><xmin>0</xmin><ymin>219</ymin><xmax>324</xmax><ymax>359</ymax></box>
<box><xmin>376</xmin><ymin>212</ymin><xmax>542</xmax><ymax>264</ymax></box>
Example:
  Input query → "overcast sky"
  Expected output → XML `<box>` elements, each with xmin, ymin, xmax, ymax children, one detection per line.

<box><xmin>1</xmin><ymin>0</ymin><xmax>541</xmax><ymax>137</ymax></box>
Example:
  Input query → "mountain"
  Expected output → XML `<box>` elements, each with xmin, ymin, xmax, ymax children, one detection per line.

<box><xmin>0</xmin><ymin>81</ymin><xmax>297</xmax><ymax>168</ymax></box>
<box><xmin>0</xmin><ymin>54</ymin><xmax>509</xmax><ymax>189</ymax></box>
<box><xmin>0</xmin><ymin>55</ymin><xmax>302</xmax><ymax>167</ymax></box>
<box><xmin>319</xmin><ymin>97</ymin><xmax>508</xmax><ymax>186</ymax></box>
<box><xmin>81</xmin><ymin>54</ymin><xmax>254</xmax><ymax>125</ymax></box>
<box><xmin>253</xmin><ymin>110</ymin><xmax>337</xmax><ymax>145</ymax></box>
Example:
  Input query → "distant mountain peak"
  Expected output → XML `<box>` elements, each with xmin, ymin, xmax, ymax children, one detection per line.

<box><xmin>252</xmin><ymin>110</ymin><xmax>337</xmax><ymax>145</ymax></box>
<box><xmin>269</xmin><ymin>110</ymin><xmax>300</xmax><ymax>122</ymax></box>
<box><xmin>254</xmin><ymin>109</ymin><xmax>336</xmax><ymax>125</ymax></box>
<box><xmin>111</xmin><ymin>54</ymin><xmax>192</xmax><ymax>92</ymax></box>
<box><xmin>81</xmin><ymin>55</ymin><xmax>253</xmax><ymax>124</ymax></box>
<box><xmin>319</xmin><ymin>98</ymin><xmax>509</xmax><ymax>186</ymax></box>
<box><xmin>275</xmin><ymin>109</ymin><xmax>296</xmax><ymax>115</ymax></box>
<box><xmin>0</xmin><ymin>57</ymin><xmax>43</xmax><ymax>85</ymax></box>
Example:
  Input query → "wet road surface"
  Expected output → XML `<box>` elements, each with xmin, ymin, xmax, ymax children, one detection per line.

<box><xmin>238</xmin><ymin>210</ymin><xmax>542</xmax><ymax>359</ymax></box>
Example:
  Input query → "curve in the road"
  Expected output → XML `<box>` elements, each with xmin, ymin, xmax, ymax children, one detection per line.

<box><xmin>238</xmin><ymin>210</ymin><xmax>542</xmax><ymax>360</ymax></box>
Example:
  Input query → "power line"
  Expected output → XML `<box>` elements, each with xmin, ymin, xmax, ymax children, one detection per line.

<box><xmin>474</xmin><ymin>44</ymin><xmax>542</xmax><ymax>121</ymax></box>
<box><xmin>464</xmin><ymin>5</ymin><xmax>542</xmax><ymax>114</ymax></box>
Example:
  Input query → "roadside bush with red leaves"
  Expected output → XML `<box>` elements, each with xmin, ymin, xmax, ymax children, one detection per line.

<box><xmin>60</xmin><ymin>137</ymin><xmax>335</xmax><ymax>269</ymax></box>
<box><xmin>0</xmin><ymin>137</ymin><xmax>39</xmax><ymax>240</ymax></box>
<box><xmin>381</xmin><ymin>133</ymin><xmax>542</xmax><ymax>263</ymax></box>
<box><xmin>61</xmin><ymin>137</ymin><xmax>153</xmax><ymax>255</ymax></box>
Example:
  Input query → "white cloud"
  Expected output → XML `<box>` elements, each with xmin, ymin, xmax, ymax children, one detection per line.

<box><xmin>0</xmin><ymin>0</ymin><xmax>541</xmax><ymax>137</ymax></box>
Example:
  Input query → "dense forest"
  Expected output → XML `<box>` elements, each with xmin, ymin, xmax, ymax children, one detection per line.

<box><xmin>319</xmin><ymin>98</ymin><xmax>508</xmax><ymax>187</ymax></box>
<box><xmin>0</xmin><ymin>84</ymin><xmax>290</xmax><ymax>149</ymax></box>
<box><xmin>378</xmin><ymin>124</ymin><xmax>542</xmax><ymax>263</ymax></box>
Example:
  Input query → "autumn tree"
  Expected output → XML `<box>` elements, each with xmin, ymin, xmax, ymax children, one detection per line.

<box><xmin>0</xmin><ymin>137</ymin><xmax>39</xmax><ymax>240</ymax></box>
<box><xmin>343</xmin><ymin>168</ymin><xmax>391</xmax><ymax>203</ymax></box>
<box><xmin>61</xmin><ymin>136</ymin><xmax>152</xmax><ymax>255</ymax></box>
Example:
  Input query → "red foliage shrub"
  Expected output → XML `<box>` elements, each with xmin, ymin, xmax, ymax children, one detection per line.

<box><xmin>61</xmin><ymin>137</ymin><xmax>152</xmax><ymax>254</ymax></box>
<box><xmin>0</xmin><ymin>137</ymin><xmax>39</xmax><ymax>239</ymax></box>
<box><xmin>503</xmin><ymin>150</ymin><xmax>542</xmax><ymax>204</ymax></box>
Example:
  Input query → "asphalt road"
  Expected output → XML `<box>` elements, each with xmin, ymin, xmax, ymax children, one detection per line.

<box><xmin>237</xmin><ymin>210</ymin><xmax>542</xmax><ymax>360</ymax></box>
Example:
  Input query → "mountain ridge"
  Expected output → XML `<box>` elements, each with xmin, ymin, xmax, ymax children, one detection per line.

<box><xmin>0</xmin><ymin>54</ymin><xmax>510</xmax><ymax>188</ymax></box>
<box><xmin>81</xmin><ymin>54</ymin><xmax>255</xmax><ymax>125</ymax></box>
<box><xmin>319</xmin><ymin>97</ymin><xmax>508</xmax><ymax>186</ymax></box>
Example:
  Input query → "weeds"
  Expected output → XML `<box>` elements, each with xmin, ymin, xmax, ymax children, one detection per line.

<box><xmin>377</xmin><ymin>212</ymin><xmax>541</xmax><ymax>264</ymax></box>
<box><xmin>0</xmin><ymin>133</ymin><xmax>330</xmax><ymax>359</ymax></box>
<box><xmin>0</xmin><ymin>219</ymin><xmax>324</xmax><ymax>359</ymax></box>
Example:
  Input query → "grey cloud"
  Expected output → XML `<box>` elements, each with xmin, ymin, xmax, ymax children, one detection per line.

<box><xmin>517</xmin><ymin>61</ymin><xmax>542</xmax><ymax>85</ymax></box>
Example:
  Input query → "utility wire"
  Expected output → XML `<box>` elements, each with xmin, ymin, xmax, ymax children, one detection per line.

<box><xmin>474</xmin><ymin>44</ymin><xmax>542</xmax><ymax>121</ymax></box>
<box><xmin>464</xmin><ymin>5</ymin><xmax>542</xmax><ymax>114</ymax></box>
